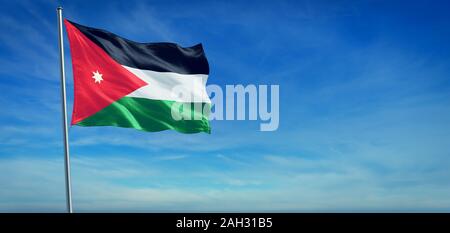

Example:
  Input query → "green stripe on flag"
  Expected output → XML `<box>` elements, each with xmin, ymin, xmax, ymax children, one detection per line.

<box><xmin>76</xmin><ymin>97</ymin><xmax>211</xmax><ymax>134</ymax></box>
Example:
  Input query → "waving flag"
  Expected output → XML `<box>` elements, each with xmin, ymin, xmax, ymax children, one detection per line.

<box><xmin>64</xmin><ymin>20</ymin><xmax>211</xmax><ymax>133</ymax></box>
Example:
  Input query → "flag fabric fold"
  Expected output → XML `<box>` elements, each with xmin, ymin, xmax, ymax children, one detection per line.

<box><xmin>64</xmin><ymin>20</ymin><xmax>211</xmax><ymax>134</ymax></box>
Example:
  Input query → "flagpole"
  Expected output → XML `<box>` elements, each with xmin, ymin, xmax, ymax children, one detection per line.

<box><xmin>57</xmin><ymin>6</ymin><xmax>73</xmax><ymax>213</ymax></box>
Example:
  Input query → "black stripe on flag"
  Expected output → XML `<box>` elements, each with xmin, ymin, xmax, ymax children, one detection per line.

<box><xmin>67</xmin><ymin>20</ymin><xmax>209</xmax><ymax>75</ymax></box>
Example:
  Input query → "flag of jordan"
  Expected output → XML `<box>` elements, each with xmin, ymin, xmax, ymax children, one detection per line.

<box><xmin>64</xmin><ymin>20</ymin><xmax>211</xmax><ymax>133</ymax></box>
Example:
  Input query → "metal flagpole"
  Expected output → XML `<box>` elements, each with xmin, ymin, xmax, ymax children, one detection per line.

<box><xmin>57</xmin><ymin>6</ymin><xmax>73</xmax><ymax>213</ymax></box>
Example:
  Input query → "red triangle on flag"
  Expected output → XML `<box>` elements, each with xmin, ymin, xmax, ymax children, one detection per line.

<box><xmin>65</xmin><ymin>20</ymin><xmax>148</xmax><ymax>125</ymax></box>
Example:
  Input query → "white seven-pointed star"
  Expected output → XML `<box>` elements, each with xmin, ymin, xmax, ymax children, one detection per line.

<box><xmin>92</xmin><ymin>70</ymin><xmax>103</xmax><ymax>84</ymax></box>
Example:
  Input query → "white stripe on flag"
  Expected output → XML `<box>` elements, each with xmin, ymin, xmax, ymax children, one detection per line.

<box><xmin>124</xmin><ymin>65</ymin><xmax>211</xmax><ymax>103</ymax></box>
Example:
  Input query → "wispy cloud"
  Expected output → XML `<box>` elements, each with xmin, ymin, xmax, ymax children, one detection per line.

<box><xmin>1</xmin><ymin>153</ymin><xmax>450</xmax><ymax>212</ymax></box>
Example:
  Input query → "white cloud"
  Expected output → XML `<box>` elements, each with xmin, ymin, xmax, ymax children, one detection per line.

<box><xmin>1</xmin><ymin>151</ymin><xmax>450</xmax><ymax>212</ymax></box>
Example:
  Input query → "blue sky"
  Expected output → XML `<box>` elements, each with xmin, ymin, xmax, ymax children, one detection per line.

<box><xmin>1</xmin><ymin>0</ymin><xmax>450</xmax><ymax>212</ymax></box>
